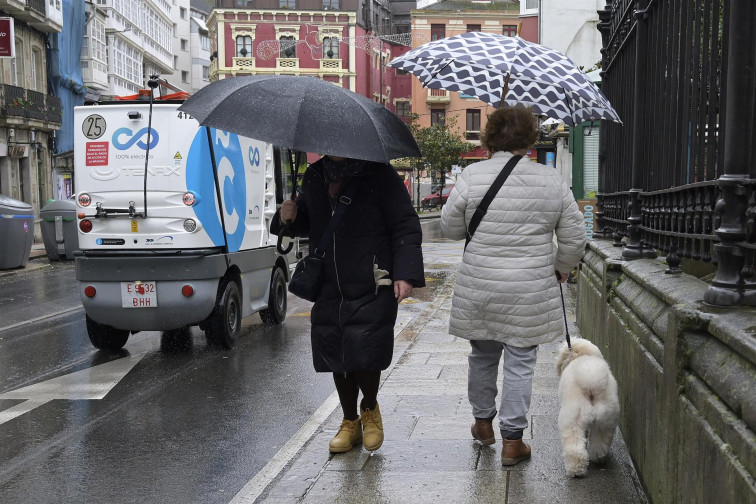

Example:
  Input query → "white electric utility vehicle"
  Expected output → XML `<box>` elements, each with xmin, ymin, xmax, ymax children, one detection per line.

<box><xmin>74</xmin><ymin>84</ymin><xmax>303</xmax><ymax>350</ymax></box>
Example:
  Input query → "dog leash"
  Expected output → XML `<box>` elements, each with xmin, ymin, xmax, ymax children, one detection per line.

<box><xmin>559</xmin><ymin>283</ymin><xmax>572</xmax><ymax>351</ymax></box>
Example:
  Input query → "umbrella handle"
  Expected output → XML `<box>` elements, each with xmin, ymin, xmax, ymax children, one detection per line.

<box><xmin>277</xmin><ymin>221</ymin><xmax>294</xmax><ymax>255</ymax></box>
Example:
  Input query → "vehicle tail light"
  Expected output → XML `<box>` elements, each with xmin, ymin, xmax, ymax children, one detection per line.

<box><xmin>84</xmin><ymin>286</ymin><xmax>96</xmax><ymax>298</ymax></box>
<box><xmin>181</xmin><ymin>285</ymin><xmax>194</xmax><ymax>297</ymax></box>
<box><xmin>182</xmin><ymin>192</ymin><xmax>196</xmax><ymax>206</ymax></box>
<box><xmin>80</xmin><ymin>219</ymin><xmax>93</xmax><ymax>233</ymax></box>
<box><xmin>78</xmin><ymin>193</ymin><xmax>91</xmax><ymax>207</ymax></box>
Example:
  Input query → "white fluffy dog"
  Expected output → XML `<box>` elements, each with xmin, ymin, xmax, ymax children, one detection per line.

<box><xmin>555</xmin><ymin>339</ymin><xmax>620</xmax><ymax>477</ymax></box>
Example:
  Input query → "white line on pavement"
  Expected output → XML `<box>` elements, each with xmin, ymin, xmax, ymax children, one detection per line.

<box><xmin>0</xmin><ymin>400</ymin><xmax>51</xmax><ymax>425</ymax></box>
<box><xmin>229</xmin><ymin>392</ymin><xmax>340</xmax><ymax>504</ymax></box>
<box><xmin>0</xmin><ymin>306</ymin><xmax>82</xmax><ymax>333</ymax></box>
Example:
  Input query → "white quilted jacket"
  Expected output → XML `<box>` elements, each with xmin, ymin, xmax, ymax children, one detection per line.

<box><xmin>440</xmin><ymin>151</ymin><xmax>587</xmax><ymax>347</ymax></box>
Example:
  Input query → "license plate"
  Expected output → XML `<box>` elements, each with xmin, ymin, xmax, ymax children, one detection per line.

<box><xmin>121</xmin><ymin>281</ymin><xmax>157</xmax><ymax>308</ymax></box>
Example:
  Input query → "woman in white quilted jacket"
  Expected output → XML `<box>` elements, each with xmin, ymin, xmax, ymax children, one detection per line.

<box><xmin>441</xmin><ymin>105</ymin><xmax>586</xmax><ymax>467</ymax></box>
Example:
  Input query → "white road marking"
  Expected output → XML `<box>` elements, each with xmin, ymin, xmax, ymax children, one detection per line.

<box><xmin>0</xmin><ymin>352</ymin><xmax>145</xmax><ymax>425</ymax></box>
<box><xmin>0</xmin><ymin>306</ymin><xmax>82</xmax><ymax>333</ymax></box>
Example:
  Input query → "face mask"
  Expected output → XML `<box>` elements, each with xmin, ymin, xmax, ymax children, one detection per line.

<box><xmin>322</xmin><ymin>157</ymin><xmax>368</xmax><ymax>182</ymax></box>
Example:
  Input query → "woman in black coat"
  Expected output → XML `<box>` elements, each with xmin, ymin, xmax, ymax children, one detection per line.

<box><xmin>271</xmin><ymin>155</ymin><xmax>425</xmax><ymax>453</ymax></box>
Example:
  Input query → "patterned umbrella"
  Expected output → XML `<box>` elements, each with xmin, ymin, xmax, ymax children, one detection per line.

<box><xmin>388</xmin><ymin>31</ymin><xmax>621</xmax><ymax>126</ymax></box>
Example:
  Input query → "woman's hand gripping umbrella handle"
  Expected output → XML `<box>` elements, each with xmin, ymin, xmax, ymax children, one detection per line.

<box><xmin>276</xmin><ymin>195</ymin><xmax>296</xmax><ymax>255</ymax></box>
<box><xmin>276</xmin><ymin>151</ymin><xmax>302</xmax><ymax>255</ymax></box>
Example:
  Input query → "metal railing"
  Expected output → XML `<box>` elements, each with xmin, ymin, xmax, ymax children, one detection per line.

<box><xmin>26</xmin><ymin>0</ymin><xmax>45</xmax><ymax>16</ymax></box>
<box><xmin>596</xmin><ymin>0</ymin><xmax>755</xmax><ymax>306</ymax></box>
<box><xmin>1</xmin><ymin>84</ymin><xmax>63</xmax><ymax>124</ymax></box>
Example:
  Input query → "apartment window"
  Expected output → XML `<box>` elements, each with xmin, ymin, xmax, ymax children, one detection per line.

<box><xmin>236</xmin><ymin>36</ymin><xmax>252</xmax><ymax>57</ymax></box>
<box><xmin>467</xmin><ymin>24</ymin><xmax>481</xmax><ymax>33</ymax></box>
<box><xmin>173</xmin><ymin>23</ymin><xmax>177</xmax><ymax>37</ymax></box>
<box><xmin>31</xmin><ymin>48</ymin><xmax>42</xmax><ymax>91</ymax></box>
<box><xmin>323</xmin><ymin>37</ymin><xmax>339</xmax><ymax>59</ymax></box>
<box><xmin>180</xmin><ymin>7</ymin><xmax>187</xmax><ymax>19</ymax></box>
<box><xmin>502</xmin><ymin>25</ymin><xmax>517</xmax><ymax>37</ymax></box>
<box><xmin>182</xmin><ymin>70</ymin><xmax>188</xmax><ymax>83</ymax></box>
<box><xmin>466</xmin><ymin>109</ymin><xmax>481</xmax><ymax>132</ymax></box>
<box><xmin>396</xmin><ymin>101</ymin><xmax>410</xmax><ymax>118</ymax></box>
<box><xmin>201</xmin><ymin>34</ymin><xmax>210</xmax><ymax>51</ymax></box>
<box><xmin>279</xmin><ymin>0</ymin><xmax>295</xmax><ymax>7</ymax></box>
<box><xmin>181</xmin><ymin>38</ymin><xmax>188</xmax><ymax>51</ymax></box>
<box><xmin>13</xmin><ymin>39</ymin><xmax>23</xmax><ymax>86</ymax></box>
<box><xmin>322</xmin><ymin>0</ymin><xmax>339</xmax><ymax>8</ymax></box>
<box><xmin>236</xmin><ymin>35</ymin><xmax>252</xmax><ymax>57</ymax></box>
<box><xmin>526</xmin><ymin>0</ymin><xmax>538</xmax><ymax>9</ymax></box>
<box><xmin>173</xmin><ymin>55</ymin><xmax>178</xmax><ymax>69</ymax></box>
<box><xmin>430</xmin><ymin>108</ymin><xmax>446</xmax><ymax>126</ymax></box>
<box><xmin>279</xmin><ymin>36</ymin><xmax>296</xmax><ymax>58</ymax></box>
<box><xmin>202</xmin><ymin>66</ymin><xmax>209</xmax><ymax>79</ymax></box>
<box><xmin>431</xmin><ymin>24</ymin><xmax>445</xmax><ymax>41</ymax></box>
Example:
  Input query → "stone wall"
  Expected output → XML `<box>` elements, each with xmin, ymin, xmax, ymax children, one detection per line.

<box><xmin>577</xmin><ymin>239</ymin><xmax>756</xmax><ymax>504</ymax></box>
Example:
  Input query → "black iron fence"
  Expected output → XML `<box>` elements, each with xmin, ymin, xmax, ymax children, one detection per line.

<box><xmin>596</xmin><ymin>0</ymin><xmax>756</xmax><ymax>306</ymax></box>
<box><xmin>1</xmin><ymin>84</ymin><xmax>63</xmax><ymax>125</ymax></box>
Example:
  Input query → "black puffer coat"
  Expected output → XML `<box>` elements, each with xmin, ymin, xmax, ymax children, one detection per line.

<box><xmin>271</xmin><ymin>159</ymin><xmax>425</xmax><ymax>373</ymax></box>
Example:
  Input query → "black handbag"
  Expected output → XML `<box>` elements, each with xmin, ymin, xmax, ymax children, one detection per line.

<box><xmin>465</xmin><ymin>155</ymin><xmax>522</xmax><ymax>250</ymax></box>
<box><xmin>288</xmin><ymin>187</ymin><xmax>356</xmax><ymax>302</ymax></box>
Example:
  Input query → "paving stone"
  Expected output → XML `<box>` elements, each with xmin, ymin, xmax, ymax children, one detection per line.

<box><xmin>392</xmin><ymin>394</ymin><xmax>464</xmax><ymax>417</ymax></box>
<box><xmin>396</xmin><ymin>352</ymin><xmax>430</xmax><ymax>365</ymax></box>
<box><xmin>301</xmin><ymin>471</ymin><xmax>509</xmax><ymax>504</ymax></box>
<box><xmin>409</xmin><ymin>414</ymin><xmax>473</xmax><ymax>441</ymax></box>
<box><xmin>360</xmin><ymin>439</ymin><xmax>479</xmax><ymax>472</ymax></box>
<box><xmin>437</xmin><ymin>364</ymin><xmax>468</xmax><ymax>380</ymax></box>
<box><xmin>385</xmin><ymin>364</ymin><xmax>442</xmax><ymax>381</ymax></box>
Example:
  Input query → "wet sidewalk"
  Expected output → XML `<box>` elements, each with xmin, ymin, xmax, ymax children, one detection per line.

<box><xmin>233</xmin><ymin>240</ymin><xmax>648</xmax><ymax>504</ymax></box>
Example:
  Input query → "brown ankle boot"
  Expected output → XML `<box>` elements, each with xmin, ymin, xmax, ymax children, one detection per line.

<box><xmin>471</xmin><ymin>418</ymin><xmax>495</xmax><ymax>445</ymax></box>
<box><xmin>329</xmin><ymin>418</ymin><xmax>362</xmax><ymax>453</ymax></box>
<box><xmin>501</xmin><ymin>438</ymin><xmax>531</xmax><ymax>466</ymax></box>
<box><xmin>360</xmin><ymin>403</ymin><xmax>384</xmax><ymax>451</ymax></box>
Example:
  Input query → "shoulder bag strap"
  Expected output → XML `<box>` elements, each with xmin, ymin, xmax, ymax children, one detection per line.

<box><xmin>312</xmin><ymin>181</ymin><xmax>358</xmax><ymax>258</ymax></box>
<box><xmin>465</xmin><ymin>155</ymin><xmax>523</xmax><ymax>250</ymax></box>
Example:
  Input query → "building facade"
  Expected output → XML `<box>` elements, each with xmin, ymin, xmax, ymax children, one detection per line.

<box><xmin>409</xmin><ymin>0</ymin><xmax>522</xmax><ymax>162</ymax></box>
<box><xmin>0</xmin><ymin>0</ymin><xmax>63</xmax><ymax>238</ymax></box>
<box><xmin>207</xmin><ymin>0</ymin><xmax>414</xmax><ymax>121</ymax></box>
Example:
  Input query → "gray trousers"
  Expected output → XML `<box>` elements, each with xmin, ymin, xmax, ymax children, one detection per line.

<box><xmin>468</xmin><ymin>340</ymin><xmax>538</xmax><ymax>437</ymax></box>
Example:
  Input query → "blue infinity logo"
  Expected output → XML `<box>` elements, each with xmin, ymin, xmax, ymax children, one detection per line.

<box><xmin>112</xmin><ymin>127</ymin><xmax>160</xmax><ymax>150</ymax></box>
<box><xmin>249</xmin><ymin>147</ymin><xmax>261</xmax><ymax>166</ymax></box>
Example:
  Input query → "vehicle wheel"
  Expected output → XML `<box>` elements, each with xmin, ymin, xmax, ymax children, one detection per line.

<box><xmin>260</xmin><ymin>267</ymin><xmax>287</xmax><ymax>326</ymax></box>
<box><xmin>86</xmin><ymin>315</ymin><xmax>130</xmax><ymax>351</ymax></box>
<box><xmin>205</xmin><ymin>279</ymin><xmax>241</xmax><ymax>349</ymax></box>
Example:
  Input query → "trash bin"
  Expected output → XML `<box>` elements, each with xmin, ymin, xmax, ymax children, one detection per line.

<box><xmin>40</xmin><ymin>199</ymin><xmax>79</xmax><ymax>261</ymax></box>
<box><xmin>0</xmin><ymin>194</ymin><xmax>35</xmax><ymax>269</ymax></box>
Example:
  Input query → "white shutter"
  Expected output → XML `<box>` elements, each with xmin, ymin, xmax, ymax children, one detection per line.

<box><xmin>583</xmin><ymin>126</ymin><xmax>600</xmax><ymax>197</ymax></box>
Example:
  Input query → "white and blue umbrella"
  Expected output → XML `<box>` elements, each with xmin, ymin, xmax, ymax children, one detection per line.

<box><xmin>388</xmin><ymin>31</ymin><xmax>621</xmax><ymax>126</ymax></box>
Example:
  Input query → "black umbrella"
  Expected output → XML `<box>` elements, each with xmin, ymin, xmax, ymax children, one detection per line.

<box><xmin>178</xmin><ymin>75</ymin><xmax>421</xmax><ymax>163</ymax></box>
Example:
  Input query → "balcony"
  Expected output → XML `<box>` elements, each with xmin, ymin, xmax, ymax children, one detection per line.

<box><xmin>465</xmin><ymin>131</ymin><xmax>481</xmax><ymax>142</ymax></box>
<box><xmin>427</xmin><ymin>88</ymin><xmax>450</xmax><ymax>103</ymax></box>
<box><xmin>232</xmin><ymin>57</ymin><xmax>255</xmax><ymax>73</ymax></box>
<box><xmin>1</xmin><ymin>84</ymin><xmax>62</xmax><ymax>128</ymax></box>
<box><xmin>320</xmin><ymin>59</ymin><xmax>343</xmax><ymax>72</ymax></box>
<box><xmin>276</xmin><ymin>58</ymin><xmax>300</xmax><ymax>72</ymax></box>
<box><xmin>2</xmin><ymin>0</ymin><xmax>63</xmax><ymax>32</ymax></box>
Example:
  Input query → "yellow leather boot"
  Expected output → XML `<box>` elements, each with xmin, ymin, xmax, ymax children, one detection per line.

<box><xmin>360</xmin><ymin>403</ymin><xmax>384</xmax><ymax>451</ymax></box>
<box><xmin>329</xmin><ymin>418</ymin><xmax>362</xmax><ymax>453</ymax></box>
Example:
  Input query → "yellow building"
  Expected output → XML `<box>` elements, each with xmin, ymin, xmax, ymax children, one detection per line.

<box><xmin>410</xmin><ymin>0</ymin><xmax>524</xmax><ymax>161</ymax></box>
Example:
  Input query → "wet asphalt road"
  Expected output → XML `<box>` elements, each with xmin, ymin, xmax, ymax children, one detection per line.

<box><xmin>0</xmin><ymin>261</ymin><xmax>333</xmax><ymax>504</ymax></box>
<box><xmin>0</xmin><ymin>219</ymin><xmax>444</xmax><ymax>504</ymax></box>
